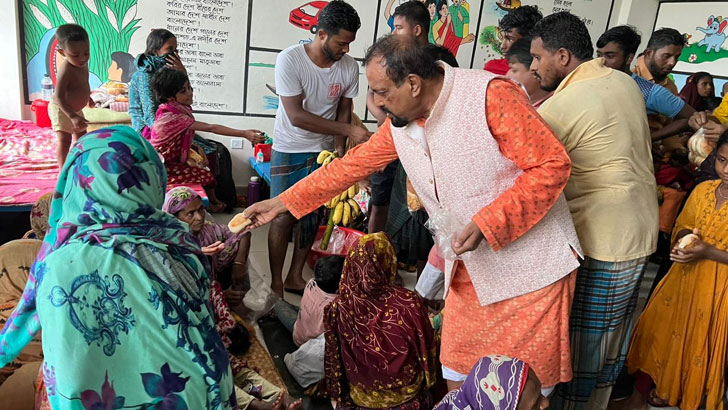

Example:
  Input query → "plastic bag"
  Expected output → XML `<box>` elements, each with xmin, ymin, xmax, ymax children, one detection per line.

<box><xmin>241</xmin><ymin>262</ymin><xmax>280</xmax><ymax>322</ymax></box>
<box><xmin>424</xmin><ymin>207</ymin><xmax>472</xmax><ymax>263</ymax></box>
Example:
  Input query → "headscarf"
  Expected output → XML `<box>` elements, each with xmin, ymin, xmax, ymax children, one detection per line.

<box><xmin>163</xmin><ymin>186</ymin><xmax>201</xmax><ymax>215</ymax></box>
<box><xmin>29</xmin><ymin>192</ymin><xmax>52</xmax><ymax>240</ymax></box>
<box><xmin>679</xmin><ymin>72</ymin><xmax>714</xmax><ymax>111</ymax></box>
<box><xmin>0</xmin><ymin>125</ymin><xmax>210</xmax><ymax>366</ymax></box>
<box><xmin>434</xmin><ymin>355</ymin><xmax>530</xmax><ymax>410</ymax></box>
<box><xmin>150</xmin><ymin>100</ymin><xmax>196</xmax><ymax>164</ymax></box>
<box><xmin>323</xmin><ymin>232</ymin><xmax>436</xmax><ymax>407</ymax></box>
<box><xmin>135</xmin><ymin>53</ymin><xmax>169</xmax><ymax>74</ymax></box>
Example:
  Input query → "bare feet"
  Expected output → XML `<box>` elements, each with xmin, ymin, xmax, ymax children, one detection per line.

<box><xmin>283</xmin><ymin>276</ymin><xmax>307</xmax><ymax>293</ymax></box>
<box><xmin>271</xmin><ymin>282</ymin><xmax>284</xmax><ymax>299</ymax></box>
<box><xmin>272</xmin><ymin>390</ymin><xmax>303</xmax><ymax>410</ymax></box>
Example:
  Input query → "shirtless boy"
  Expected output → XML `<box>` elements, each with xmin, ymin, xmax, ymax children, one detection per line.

<box><xmin>49</xmin><ymin>24</ymin><xmax>92</xmax><ymax>167</ymax></box>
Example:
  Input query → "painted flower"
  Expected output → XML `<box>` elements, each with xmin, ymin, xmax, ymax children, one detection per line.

<box><xmin>141</xmin><ymin>363</ymin><xmax>190</xmax><ymax>410</ymax></box>
<box><xmin>80</xmin><ymin>372</ymin><xmax>125</xmax><ymax>410</ymax></box>
<box><xmin>689</xmin><ymin>53</ymin><xmax>698</xmax><ymax>63</ymax></box>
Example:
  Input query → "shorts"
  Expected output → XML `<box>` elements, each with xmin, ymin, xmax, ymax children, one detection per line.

<box><xmin>48</xmin><ymin>99</ymin><xmax>85</xmax><ymax>134</ymax></box>
<box><xmin>369</xmin><ymin>160</ymin><xmax>399</xmax><ymax>206</ymax></box>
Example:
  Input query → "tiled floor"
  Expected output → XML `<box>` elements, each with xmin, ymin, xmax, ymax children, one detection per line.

<box><xmin>210</xmin><ymin>209</ymin><xmax>419</xmax><ymax>353</ymax></box>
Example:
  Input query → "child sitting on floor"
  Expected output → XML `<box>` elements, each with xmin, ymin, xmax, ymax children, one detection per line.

<box><xmin>150</xmin><ymin>68</ymin><xmax>265</xmax><ymax>212</ymax></box>
<box><xmin>272</xmin><ymin>256</ymin><xmax>344</xmax><ymax>388</ymax></box>
<box><xmin>49</xmin><ymin>24</ymin><xmax>92</xmax><ymax>167</ymax></box>
<box><xmin>273</xmin><ymin>255</ymin><xmax>344</xmax><ymax>345</ymax></box>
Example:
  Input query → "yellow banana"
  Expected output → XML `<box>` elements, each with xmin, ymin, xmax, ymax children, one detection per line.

<box><xmin>324</xmin><ymin>198</ymin><xmax>331</xmax><ymax>208</ymax></box>
<box><xmin>340</xmin><ymin>190</ymin><xmax>348</xmax><ymax>201</ymax></box>
<box><xmin>322</xmin><ymin>154</ymin><xmax>334</xmax><ymax>166</ymax></box>
<box><xmin>316</xmin><ymin>150</ymin><xmax>332</xmax><ymax>164</ymax></box>
<box><xmin>347</xmin><ymin>184</ymin><xmax>357</xmax><ymax>199</ymax></box>
<box><xmin>333</xmin><ymin>202</ymin><xmax>344</xmax><ymax>224</ymax></box>
<box><xmin>348</xmin><ymin>199</ymin><xmax>360</xmax><ymax>217</ymax></box>
<box><xmin>331</xmin><ymin>194</ymin><xmax>340</xmax><ymax>209</ymax></box>
<box><xmin>342</xmin><ymin>202</ymin><xmax>351</xmax><ymax>226</ymax></box>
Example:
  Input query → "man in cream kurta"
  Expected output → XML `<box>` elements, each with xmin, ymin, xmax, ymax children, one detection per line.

<box><xmin>531</xmin><ymin>12</ymin><xmax>658</xmax><ymax>410</ymax></box>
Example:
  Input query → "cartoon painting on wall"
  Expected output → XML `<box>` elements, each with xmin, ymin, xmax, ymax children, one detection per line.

<box><xmin>381</xmin><ymin>0</ymin><xmax>475</xmax><ymax>58</ymax></box>
<box><xmin>654</xmin><ymin>2</ymin><xmax>728</xmax><ymax>77</ymax></box>
<box><xmin>289</xmin><ymin>1</ymin><xmax>329</xmax><ymax>33</ymax></box>
<box><xmin>22</xmin><ymin>0</ymin><xmax>141</xmax><ymax>102</ymax></box>
<box><xmin>682</xmin><ymin>15</ymin><xmax>728</xmax><ymax>63</ymax></box>
<box><xmin>471</xmin><ymin>0</ymin><xmax>614</xmax><ymax>71</ymax></box>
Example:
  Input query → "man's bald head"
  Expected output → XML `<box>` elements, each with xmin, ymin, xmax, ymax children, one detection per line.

<box><xmin>364</xmin><ymin>35</ymin><xmax>443</xmax><ymax>127</ymax></box>
<box><xmin>364</xmin><ymin>35</ymin><xmax>440</xmax><ymax>86</ymax></box>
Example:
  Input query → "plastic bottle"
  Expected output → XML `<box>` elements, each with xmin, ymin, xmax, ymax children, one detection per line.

<box><xmin>41</xmin><ymin>74</ymin><xmax>54</xmax><ymax>101</ymax></box>
<box><xmin>255</xmin><ymin>150</ymin><xmax>264</xmax><ymax>163</ymax></box>
<box><xmin>247</xmin><ymin>176</ymin><xmax>261</xmax><ymax>206</ymax></box>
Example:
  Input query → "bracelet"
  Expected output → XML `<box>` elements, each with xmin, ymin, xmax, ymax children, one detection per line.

<box><xmin>232</xmin><ymin>261</ymin><xmax>244</xmax><ymax>266</ymax></box>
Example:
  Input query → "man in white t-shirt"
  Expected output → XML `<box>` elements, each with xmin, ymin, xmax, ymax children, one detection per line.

<box><xmin>269</xmin><ymin>0</ymin><xmax>370</xmax><ymax>298</ymax></box>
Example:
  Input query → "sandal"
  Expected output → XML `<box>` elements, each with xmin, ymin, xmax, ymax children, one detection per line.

<box><xmin>647</xmin><ymin>389</ymin><xmax>671</xmax><ymax>408</ymax></box>
<box><xmin>207</xmin><ymin>201</ymin><xmax>226</xmax><ymax>213</ymax></box>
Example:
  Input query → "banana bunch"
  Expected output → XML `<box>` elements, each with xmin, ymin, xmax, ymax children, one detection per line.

<box><xmin>324</xmin><ymin>183</ymin><xmax>361</xmax><ymax>227</ymax></box>
<box><xmin>320</xmin><ymin>182</ymin><xmax>362</xmax><ymax>250</ymax></box>
<box><xmin>316</xmin><ymin>150</ymin><xmax>337</xmax><ymax>166</ymax></box>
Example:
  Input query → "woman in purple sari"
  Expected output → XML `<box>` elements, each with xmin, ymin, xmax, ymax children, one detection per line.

<box><xmin>163</xmin><ymin>186</ymin><xmax>250</xmax><ymax>307</ymax></box>
<box><xmin>434</xmin><ymin>355</ymin><xmax>549</xmax><ymax>410</ymax></box>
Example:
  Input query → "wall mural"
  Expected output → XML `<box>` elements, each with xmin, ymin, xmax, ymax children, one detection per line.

<box><xmin>654</xmin><ymin>2</ymin><xmax>728</xmax><ymax>77</ymax></box>
<box><xmin>19</xmin><ymin>0</ymin><xmax>615</xmax><ymax>120</ymax></box>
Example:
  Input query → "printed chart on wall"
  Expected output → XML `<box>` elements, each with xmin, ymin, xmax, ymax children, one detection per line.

<box><xmin>654</xmin><ymin>1</ymin><xmax>728</xmax><ymax>78</ymax></box>
<box><xmin>471</xmin><ymin>0</ymin><xmax>615</xmax><ymax>70</ymax></box>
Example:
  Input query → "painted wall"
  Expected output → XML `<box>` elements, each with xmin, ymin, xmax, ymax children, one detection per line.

<box><xmin>3</xmin><ymin>0</ymin><xmax>669</xmax><ymax>189</ymax></box>
<box><xmin>655</xmin><ymin>1</ymin><xmax>728</xmax><ymax>78</ymax></box>
<box><xmin>0</xmin><ymin>2</ymin><xmax>25</xmax><ymax>121</ymax></box>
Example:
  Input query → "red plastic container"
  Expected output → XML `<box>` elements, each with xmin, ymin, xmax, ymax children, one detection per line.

<box><xmin>31</xmin><ymin>100</ymin><xmax>52</xmax><ymax>128</ymax></box>
<box><xmin>254</xmin><ymin>143</ymin><xmax>272</xmax><ymax>162</ymax></box>
<box><xmin>307</xmin><ymin>225</ymin><xmax>365</xmax><ymax>269</ymax></box>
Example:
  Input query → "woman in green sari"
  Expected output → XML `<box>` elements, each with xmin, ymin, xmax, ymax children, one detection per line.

<box><xmin>0</xmin><ymin>126</ymin><xmax>236</xmax><ymax>409</ymax></box>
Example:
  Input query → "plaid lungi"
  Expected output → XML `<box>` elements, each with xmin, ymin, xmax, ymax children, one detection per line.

<box><xmin>270</xmin><ymin>149</ymin><xmax>321</xmax><ymax>246</ymax></box>
<box><xmin>551</xmin><ymin>256</ymin><xmax>649</xmax><ymax>410</ymax></box>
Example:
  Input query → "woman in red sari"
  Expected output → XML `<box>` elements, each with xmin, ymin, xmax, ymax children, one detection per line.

<box><xmin>322</xmin><ymin>233</ymin><xmax>437</xmax><ymax>409</ymax></box>
<box><xmin>150</xmin><ymin>68</ymin><xmax>265</xmax><ymax>212</ymax></box>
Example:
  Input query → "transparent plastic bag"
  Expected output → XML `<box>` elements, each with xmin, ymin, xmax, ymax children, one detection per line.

<box><xmin>424</xmin><ymin>208</ymin><xmax>473</xmax><ymax>263</ymax></box>
<box><xmin>241</xmin><ymin>262</ymin><xmax>280</xmax><ymax>322</ymax></box>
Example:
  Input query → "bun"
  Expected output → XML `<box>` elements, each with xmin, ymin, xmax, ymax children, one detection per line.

<box><xmin>677</xmin><ymin>233</ymin><xmax>700</xmax><ymax>249</ymax></box>
<box><xmin>228</xmin><ymin>212</ymin><xmax>253</xmax><ymax>233</ymax></box>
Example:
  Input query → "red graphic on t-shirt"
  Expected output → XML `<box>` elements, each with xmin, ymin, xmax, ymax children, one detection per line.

<box><xmin>328</xmin><ymin>83</ymin><xmax>342</xmax><ymax>99</ymax></box>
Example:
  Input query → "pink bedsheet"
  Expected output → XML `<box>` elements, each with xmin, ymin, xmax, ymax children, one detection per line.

<box><xmin>0</xmin><ymin>119</ymin><xmax>58</xmax><ymax>207</ymax></box>
<box><xmin>0</xmin><ymin>119</ymin><xmax>209</xmax><ymax>208</ymax></box>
